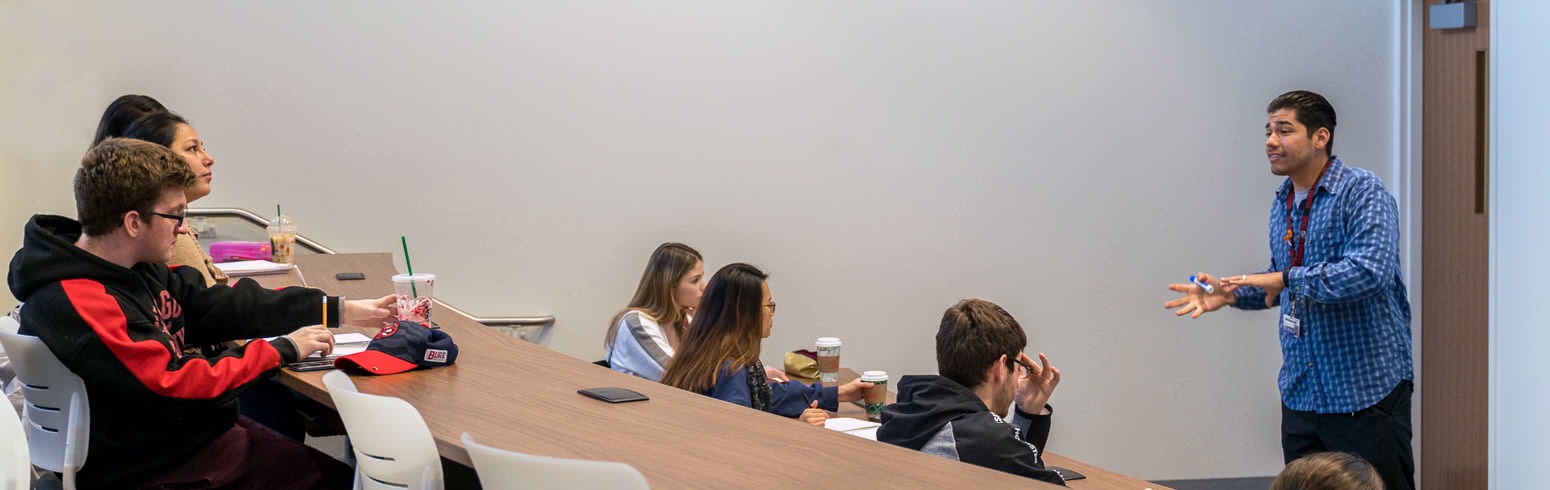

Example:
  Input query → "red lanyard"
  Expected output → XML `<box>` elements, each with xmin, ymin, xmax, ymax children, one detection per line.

<box><xmin>1285</xmin><ymin>159</ymin><xmax>1333</xmax><ymax>267</ymax></box>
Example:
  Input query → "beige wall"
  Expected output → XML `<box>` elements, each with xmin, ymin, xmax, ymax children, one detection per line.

<box><xmin>0</xmin><ymin>1</ymin><xmax>1404</xmax><ymax>479</ymax></box>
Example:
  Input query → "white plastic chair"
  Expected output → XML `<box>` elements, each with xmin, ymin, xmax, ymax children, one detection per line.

<box><xmin>0</xmin><ymin>379</ymin><xmax>29</xmax><ymax>490</ymax></box>
<box><xmin>0</xmin><ymin>317</ymin><xmax>88</xmax><ymax>490</ymax></box>
<box><xmin>460</xmin><ymin>433</ymin><xmax>650</xmax><ymax>490</ymax></box>
<box><xmin>322</xmin><ymin>370</ymin><xmax>443</xmax><ymax>490</ymax></box>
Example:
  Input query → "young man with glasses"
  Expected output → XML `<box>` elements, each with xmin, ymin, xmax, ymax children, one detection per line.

<box><xmin>6</xmin><ymin>138</ymin><xmax>394</xmax><ymax>489</ymax></box>
<box><xmin>877</xmin><ymin>299</ymin><xmax>1065</xmax><ymax>486</ymax></box>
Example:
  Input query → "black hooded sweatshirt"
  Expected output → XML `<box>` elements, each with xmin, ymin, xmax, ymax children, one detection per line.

<box><xmin>877</xmin><ymin>374</ymin><xmax>1065</xmax><ymax>486</ymax></box>
<box><xmin>7</xmin><ymin>215</ymin><xmax>341</xmax><ymax>489</ymax></box>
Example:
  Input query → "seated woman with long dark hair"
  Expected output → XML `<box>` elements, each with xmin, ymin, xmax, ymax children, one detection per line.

<box><xmin>123</xmin><ymin>110</ymin><xmax>225</xmax><ymax>287</ymax></box>
<box><xmin>661</xmin><ymin>263</ymin><xmax>870</xmax><ymax>420</ymax></box>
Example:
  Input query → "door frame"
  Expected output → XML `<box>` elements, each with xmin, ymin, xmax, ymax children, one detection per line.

<box><xmin>1394</xmin><ymin>0</ymin><xmax>1425</xmax><ymax>485</ymax></box>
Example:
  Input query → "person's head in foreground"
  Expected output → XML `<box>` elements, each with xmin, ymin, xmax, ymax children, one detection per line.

<box><xmin>74</xmin><ymin>138</ymin><xmax>197</xmax><ymax>263</ymax></box>
<box><xmin>1271</xmin><ymin>452</ymin><xmax>1384</xmax><ymax>490</ymax></box>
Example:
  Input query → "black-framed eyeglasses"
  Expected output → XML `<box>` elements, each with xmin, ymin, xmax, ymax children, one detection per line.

<box><xmin>1007</xmin><ymin>355</ymin><xmax>1034</xmax><ymax>375</ymax></box>
<box><xmin>764</xmin><ymin>301</ymin><xmax>777</xmax><ymax>313</ymax></box>
<box><xmin>147</xmin><ymin>211</ymin><xmax>186</xmax><ymax>228</ymax></box>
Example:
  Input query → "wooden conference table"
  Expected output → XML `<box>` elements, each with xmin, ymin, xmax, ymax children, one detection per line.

<box><xmin>254</xmin><ymin>253</ymin><xmax>1165</xmax><ymax>489</ymax></box>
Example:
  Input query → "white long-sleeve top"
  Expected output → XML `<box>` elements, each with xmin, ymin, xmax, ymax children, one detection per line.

<box><xmin>605</xmin><ymin>310</ymin><xmax>676</xmax><ymax>382</ymax></box>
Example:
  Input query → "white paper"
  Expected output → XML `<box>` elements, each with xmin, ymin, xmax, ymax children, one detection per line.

<box><xmin>213</xmin><ymin>260</ymin><xmax>294</xmax><ymax>276</ymax></box>
<box><xmin>824</xmin><ymin>417</ymin><xmax>880</xmax><ymax>432</ymax></box>
<box><xmin>841</xmin><ymin>426</ymin><xmax>879</xmax><ymax>441</ymax></box>
<box><xmin>333</xmin><ymin>333</ymin><xmax>372</xmax><ymax>344</ymax></box>
<box><xmin>262</xmin><ymin>333</ymin><xmax>370</xmax><ymax>344</ymax></box>
<box><xmin>263</xmin><ymin>333</ymin><xmax>373</xmax><ymax>359</ymax></box>
<box><xmin>309</xmin><ymin>333</ymin><xmax>372</xmax><ymax>358</ymax></box>
<box><xmin>307</xmin><ymin>342</ymin><xmax>367</xmax><ymax>359</ymax></box>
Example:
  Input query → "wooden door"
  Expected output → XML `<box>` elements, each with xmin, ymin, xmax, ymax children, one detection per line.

<box><xmin>1420</xmin><ymin>1</ymin><xmax>1489</xmax><ymax>488</ymax></box>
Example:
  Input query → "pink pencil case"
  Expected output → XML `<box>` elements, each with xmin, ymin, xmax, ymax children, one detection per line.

<box><xmin>209</xmin><ymin>241</ymin><xmax>273</xmax><ymax>263</ymax></box>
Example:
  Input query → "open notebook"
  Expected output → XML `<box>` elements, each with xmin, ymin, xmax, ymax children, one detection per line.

<box><xmin>261</xmin><ymin>332</ymin><xmax>373</xmax><ymax>360</ymax></box>
<box><xmin>213</xmin><ymin>260</ymin><xmax>294</xmax><ymax>276</ymax></box>
<box><xmin>311</xmin><ymin>332</ymin><xmax>372</xmax><ymax>359</ymax></box>
<box><xmin>824</xmin><ymin>417</ymin><xmax>881</xmax><ymax>440</ymax></box>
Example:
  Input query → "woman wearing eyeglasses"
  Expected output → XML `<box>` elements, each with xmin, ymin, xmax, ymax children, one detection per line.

<box><xmin>661</xmin><ymin>263</ymin><xmax>872</xmax><ymax>422</ymax></box>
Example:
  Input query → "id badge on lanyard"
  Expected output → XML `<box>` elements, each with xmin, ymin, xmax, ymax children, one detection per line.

<box><xmin>1281</xmin><ymin>160</ymin><xmax>1329</xmax><ymax>339</ymax></box>
<box><xmin>1281</xmin><ymin>296</ymin><xmax>1301</xmax><ymax>338</ymax></box>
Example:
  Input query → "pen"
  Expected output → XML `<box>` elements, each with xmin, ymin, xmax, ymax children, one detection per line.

<box><xmin>1189</xmin><ymin>275</ymin><xmax>1216</xmax><ymax>294</ymax></box>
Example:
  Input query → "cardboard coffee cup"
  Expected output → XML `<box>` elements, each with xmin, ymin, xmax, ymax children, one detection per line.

<box><xmin>862</xmin><ymin>370</ymin><xmax>889</xmax><ymax>421</ymax></box>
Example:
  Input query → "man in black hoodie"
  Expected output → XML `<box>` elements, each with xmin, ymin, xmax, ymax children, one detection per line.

<box><xmin>7</xmin><ymin>138</ymin><xmax>392</xmax><ymax>489</ymax></box>
<box><xmin>877</xmin><ymin>299</ymin><xmax>1065</xmax><ymax>486</ymax></box>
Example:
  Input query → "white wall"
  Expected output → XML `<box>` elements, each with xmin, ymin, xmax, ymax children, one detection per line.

<box><xmin>1489</xmin><ymin>2</ymin><xmax>1550</xmax><ymax>488</ymax></box>
<box><xmin>0</xmin><ymin>1</ymin><xmax>1403</xmax><ymax>480</ymax></box>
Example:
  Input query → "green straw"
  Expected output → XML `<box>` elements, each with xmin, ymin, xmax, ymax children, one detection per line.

<box><xmin>275</xmin><ymin>204</ymin><xmax>281</xmax><ymax>220</ymax></box>
<box><xmin>401</xmin><ymin>236</ymin><xmax>417</xmax><ymax>297</ymax></box>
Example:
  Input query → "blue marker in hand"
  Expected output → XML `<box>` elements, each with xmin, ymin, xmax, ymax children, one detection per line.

<box><xmin>1189</xmin><ymin>275</ymin><xmax>1215</xmax><ymax>294</ymax></box>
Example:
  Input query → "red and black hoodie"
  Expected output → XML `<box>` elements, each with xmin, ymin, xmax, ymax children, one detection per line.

<box><xmin>7</xmin><ymin>215</ymin><xmax>341</xmax><ymax>489</ymax></box>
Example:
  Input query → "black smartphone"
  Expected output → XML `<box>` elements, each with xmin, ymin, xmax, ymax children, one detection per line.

<box><xmin>288</xmin><ymin>359</ymin><xmax>338</xmax><ymax>372</ymax></box>
<box><xmin>335</xmin><ymin>272</ymin><xmax>366</xmax><ymax>281</ymax></box>
<box><xmin>1050</xmin><ymin>466</ymin><xmax>1086</xmax><ymax>481</ymax></box>
<box><xmin>577</xmin><ymin>387</ymin><xmax>650</xmax><ymax>403</ymax></box>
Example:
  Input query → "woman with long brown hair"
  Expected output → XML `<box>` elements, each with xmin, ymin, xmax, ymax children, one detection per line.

<box><xmin>603</xmin><ymin>242</ymin><xmax>706</xmax><ymax>381</ymax></box>
<box><xmin>661</xmin><ymin>263</ymin><xmax>870</xmax><ymax>418</ymax></box>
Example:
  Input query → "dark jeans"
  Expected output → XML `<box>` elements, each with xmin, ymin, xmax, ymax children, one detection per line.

<box><xmin>1282</xmin><ymin>380</ymin><xmax>1415</xmax><ymax>490</ymax></box>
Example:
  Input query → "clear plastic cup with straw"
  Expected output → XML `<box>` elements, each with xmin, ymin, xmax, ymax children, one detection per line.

<box><xmin>393</xmin><ymin>236</ymin><xmax>435</xmax><ymax>327</ymax></box>
<box><xmin>267</xmin><ymin>204</ymin><xmax>296</xmax><ymax>264</ymax></box>
<box><xmin>392</xmin><ymin>273</ymin><xmax>435</xmax><ymax>326</ymax></box>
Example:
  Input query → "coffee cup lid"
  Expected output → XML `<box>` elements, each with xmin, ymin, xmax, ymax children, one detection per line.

<box><xmin>816</xmin><ymin>337</ymin><xmax>842</xmax><ymax>347</ymax></box>
<box><xmin>861</xmin><ymin>370</ymin><xmax>888</xmax><ymax>381</ymax></box>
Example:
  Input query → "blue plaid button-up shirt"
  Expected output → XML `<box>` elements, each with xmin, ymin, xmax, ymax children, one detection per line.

<box><xmin>1233</xmin><ymin>157</ymin><xmax>1414</xmax><ymax>414</ymax></box>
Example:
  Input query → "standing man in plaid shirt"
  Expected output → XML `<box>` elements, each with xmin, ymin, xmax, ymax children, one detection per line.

<box><xmin>1164</xmin><ymin>90</ymin><xmax>1415</xmax><ymax>490</ymax></box>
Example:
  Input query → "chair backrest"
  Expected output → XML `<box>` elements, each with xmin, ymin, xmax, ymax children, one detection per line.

<box><xmin>322</xmin><ymin>370</ymin><xmax>443</xmax><ymax>490</ymax></box>
<box><xmin>0</xmin><ymin>317</ymin><xmax>89</xmax><ymax>480</ymax></box>
<box><xmin>460</xmin><ymin>433</ymin><xmax>650</xmax><ymax>490</ymax></box>
<box><xmin>0</xmin><ymin>375</ymin><xmax>29</xmax><ymax>490</ymax></box>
